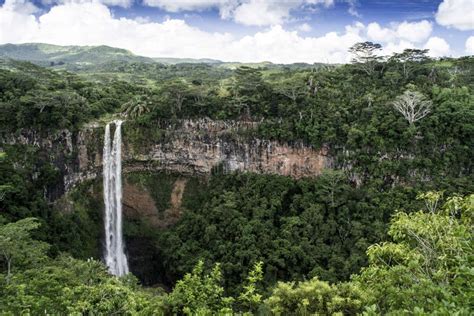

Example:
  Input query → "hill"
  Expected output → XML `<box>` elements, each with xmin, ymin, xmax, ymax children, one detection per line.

<box><xmin>0</xmin><ymin>43</ymin><xmax>324</xmax><ymax>70</ymax></box>
<box><xmin>0</xmin><ymin>43</ymin><xmax>154</xmax><ymax>68</ymax></box>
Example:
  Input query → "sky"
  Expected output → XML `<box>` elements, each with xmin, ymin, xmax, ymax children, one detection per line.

<box><xmin>0</xmin><ymin>0</ymin><xmax>473</xmax><ymax>63</ymax></box>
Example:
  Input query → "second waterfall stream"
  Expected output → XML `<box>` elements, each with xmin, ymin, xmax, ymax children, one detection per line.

<box><xmin>103</xmin><ymin>120</ymin><xmax>129</xmax><ymax>276</ymax></box>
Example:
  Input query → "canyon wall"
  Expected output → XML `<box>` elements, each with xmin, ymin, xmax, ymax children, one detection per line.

<box><xmin>2</xmin><ymin>119</ymin><xmax>332</xmax><ymax>197</ymax></box>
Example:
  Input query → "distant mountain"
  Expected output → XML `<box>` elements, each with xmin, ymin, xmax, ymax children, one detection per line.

<box><xmin>0</xmin><ymin>43</ymin><xmax>155</xmax><ymax>68</ymax></box>
<box><xmin>0</xmin><ymin>43</ymin><xmax>228</xmax><ymax>68</ymax></box>
<box><xmin>0</xmin><ymin>43</ymin><xmax>326</xmax><ymax>68</ymax></box>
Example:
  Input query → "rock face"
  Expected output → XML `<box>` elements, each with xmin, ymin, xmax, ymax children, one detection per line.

<box><xmin>124</xmin><ymin>119</ymin><xmax>331</xmax><ymax>179</ymax></box>
<box><xmin>2</xmin><ymin>119</ymin><xmax>332</xmax><ymax>198</ymax></box>
<box><xmin>122</xmin><ymin>178</ymin><xmax>186</xmax><ymax>228</ymax></box>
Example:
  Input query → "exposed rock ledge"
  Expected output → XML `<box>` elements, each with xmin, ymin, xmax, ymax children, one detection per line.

<box><xmin>2</xmin><ymin>119</ymin><xmax>332</xmax><ymax>198</ymax></box>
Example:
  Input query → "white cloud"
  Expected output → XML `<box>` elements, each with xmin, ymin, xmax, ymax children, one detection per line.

<box><xmin>382</xmin><ymin>40</ymin><xmax>415</xmax><ymax>56</ymax></box>
<box><xmin>366</xmin><ymin>20</ymin><xmax>432</xmax><ymax>44</ymax></box>
<box><xmin>435</xmin><ymin>0</ymin><xmax>474</xmax><ymax>31</ymax></box>
<box><xmin>228</xmin><ymin>25</ymin><xmax>362</xmax><ymax>63</ymax></box>
<box><xmin>396</xmin><ymin>20</ymin><xmax>432</xmax><ymax>43</ymax></box>
<box><xmin>232</xmin><ymin>0</ymin><xmax>294</xmax><ymax>26</ymax></box>
<box><xmin>424</xmin><ymin>36</ymin><xmax>451</xmax><ymax>57</ymax></box>
<box><xmin>0</xmin><ymin>1</ymin><xmax>39</xmax><ymax>43</ymax></box>
<box><xmin>366</xmin><ymin>22</ymin><xmax>396</xmax><ymax>43</ymax></box>
<box><xmin>362</xmin><ymin>21</ymin><xmax>451</xmax><ymax>57</ymax></box>
<box><xmin>465</xmin><ymin>36</ymin><xmax>474</xmax><ymax>54</ymax></box>
<box><xmin>297</xmin><ymin>23</ymin><xmax>312</xmax><ymax>32</ymax></box>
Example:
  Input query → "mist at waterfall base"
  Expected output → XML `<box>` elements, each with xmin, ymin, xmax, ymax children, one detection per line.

<box><xmin>103</xmin><ymin>120</ymin><xmax>129</xmax><ymax>276</ymax></box>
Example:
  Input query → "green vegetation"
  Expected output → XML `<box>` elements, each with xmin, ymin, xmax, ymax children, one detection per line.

<box><xmin>1</xmin><ymin>193</ymin><xmax>472</xmax><ymax>314</ymax></box>
<box><xmin>0</xmin><ymin>43</ymin><xmax>473</xmax><ymax>314</ymax></box>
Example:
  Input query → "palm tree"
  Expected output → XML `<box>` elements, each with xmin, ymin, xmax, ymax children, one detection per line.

<box><xmin>121</xmin><ymin>96</ymin><xmax>151</xmax><ymax>118</ymax></box>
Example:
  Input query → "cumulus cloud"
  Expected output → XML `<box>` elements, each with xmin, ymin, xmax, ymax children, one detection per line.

<box><xmin>435</xmin><ymin>0</ymin><xmax>474</xmax><ymax>31</ymax></box>
<box><xmin>424</xmin><ymin>37</ymin><xmax>451</xmax><ymax>57</ymax></box>
<box><xmin>465</xmin><ymin>36</ymin><xmax>474</xmax><ymax>54</ymax></box>
<box><xmin>232</xmin><ymin>0</ymin><xmax>295</xmax><ymax>26</ymax></box>
<box><xmin>396</xmin><ymin>20</ymin><xmax>432</xmax><ymax>43</ymax></box>
<box><xmin>366</xmin><ymin>20</ymin><xmax>432</xmax><ymax>44</ymax></box>
<box><xmin>231</xmin><ymin>25</ymin><xmax>362</xmax><ymax>63</ymax></box>
<box><xmin>366</xmin><ymin>22</ymin><xmax>396</xmax><ymax>43</ymax></box>
<box><xmin>0</xmin><ymin>1</ymin><xmax>39</xmax><ymax>43</ymax></box>
<box><xmin>358</xmin><ymin>21</ymin><xmax>452</xmax><ymax>57</ymax></box>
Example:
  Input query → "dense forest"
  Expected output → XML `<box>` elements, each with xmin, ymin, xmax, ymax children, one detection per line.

<box><xmin>0</xmin><ymin>43</ymin><xmax>473</xmax><ymax>314</ymax></box>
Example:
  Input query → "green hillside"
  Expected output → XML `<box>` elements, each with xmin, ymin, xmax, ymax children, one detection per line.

<box><xmin>0</xmin><ymin>43</ymin><xmax>324</xmax><ymax>70</ymax></box>
<box><xmin>0</xmin><ymin>43</ymin><xmax>154</xmax><ymax>68</ymax></box>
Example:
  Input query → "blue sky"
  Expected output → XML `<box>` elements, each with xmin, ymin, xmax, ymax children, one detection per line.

<box><xmin>1</xmin><ymin>0</ymin><xmax>473</xmax><ymax>63</ymax></box>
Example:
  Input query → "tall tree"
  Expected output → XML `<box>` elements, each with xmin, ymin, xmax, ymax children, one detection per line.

<box><xmin>391</xmin><ymin>89</ymin><xmax>432</xmax><ymax>126</ymax></box>
<box><xmin>390</xmin><ymin>49</ymin><xmax>430</xmax><ymax>79</ymax></box>
<box><xmin>160</xmin><ymin>80</ymin><xmax>191</xmax><ymax>115</ymax></box>
<box><xmin>231</xmin><ymin>66</ymin><xmax>265</xmax><ymax>118</ymax></box>
<box><xmin>121</xmin><ymin>95</ymin><xmax>151</xmax><ymax>119</ymax></box>
<box><xmin>0</xmin><ymin>218</ymin><xmax>49</xmax><ymax>282</ymax></box>
<box><xmin>349</xmin><ymin>41</ymin><xmax>383</xmax><ymax>76</ymax></box>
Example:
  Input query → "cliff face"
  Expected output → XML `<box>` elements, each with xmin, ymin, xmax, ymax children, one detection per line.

<box><xmin>123</xmin><ymin>119</ymin><xmax>331</xmax><ymax>179</ymax></box>
<box><xmin>2</xmin><ymin>119</ymin><xmax>331</xmax><ymax>197</ymax></box>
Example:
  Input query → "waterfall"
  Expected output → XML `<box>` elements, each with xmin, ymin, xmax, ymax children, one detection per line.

<box><xmin>103</xmin><ymin>120</ymin><xmax>129</xmax><ymax>276</ymax></box>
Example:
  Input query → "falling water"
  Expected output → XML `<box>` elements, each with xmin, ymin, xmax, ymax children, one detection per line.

<box><xmin>103</xmin><ymin>120</ymin><xmax>129</xmax><ymax>276</ymax></box>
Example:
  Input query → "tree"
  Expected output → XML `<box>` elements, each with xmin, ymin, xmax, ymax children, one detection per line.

<box><xmin>63</xmin><ymin>278</ymin><xmax>157</xmax><ymax>315</ymax></box>
<box><xmin>0</xmin><ymin>254</ymin><xmax>164</xmax><ymax>315</ymax></box>
<box><xmin>238</xmin><ymin>261</ymin><xmax>264</xmax><ymax>313</ymax></box>
<box><xmin>391</xmin><ymin>89</ymin><xmax>432</xmax><ymax>126</ymax></box>
<box><xmin>353</xmin><ymin>193</ymin><xmax>473</xmax><ymax>314</ymax></box>
<box><xmin>349</xmin><ymin>42</ymin><xmax>383</xmax><ymax>76</ymax></box>
<box><xmin>274</xmin><ymin>74</ymin><xmax>308</xmax><ymax>103</ymax></box>
<box><xmin>121</xmin><ymin>95</ymin><xmax>151</xmax><ymax>119</ymax></box>
<box><xmin>390</xmin><ymin>49</ymin><xmax>430</xmax><ymax>79</ymax></box>
<box><xmin>160</xmin><ymin>80</ymin><xmax>191</xmax><ymax>115</ymax></box>
<box><xmin>274</xmin><ymin>73</ymin><xmax>309</xmax><ymax>120</ymax></box>
<box><xmin>318</xmin><ymin>170</ymin><xmax>347</xmax><ymax>208</ymax></box>
<box><xmin>0</xmin><ymin>218</ymin><xmax>49</xmax><ymax>283</ymax></box>
<box><xmin>166</xmin><ymin>260</ymin><xmax>233</xmax><ymax>314</ymax></box>
<box><xmin>231</xmin><ymin>66</ymin><xmax>266</xmax><ymax>118</ymax></box>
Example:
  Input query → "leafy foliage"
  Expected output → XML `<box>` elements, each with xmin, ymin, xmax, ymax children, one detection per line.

<box><xmin>165</xmin><ymin>260</ymin><xmax>233</xmax><ymax>315</ymax></box>
<box><xmin>158</xmin><ymin>173</ymin><xmax>419</xmax><ymax>293</ymax></box>
<box><xmin>0</xmin><ymin>218</ymin><xmax>49</xmax><ymax>281</ymax></box>
<box><xmin>265</xmin><ymin>278</ymin><xmax>365</xmax><ymax>315</ymax></box>
<box><xmin>353</xmin><ymin>193</ymin><xmax>473</xmax><ymax>315</ymax></box>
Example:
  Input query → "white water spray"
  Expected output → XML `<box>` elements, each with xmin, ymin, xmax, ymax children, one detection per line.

<box><xmin>103</xmin><ymin>120</ymin><xmax>129</xmax><ymax>276</ymax></box>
